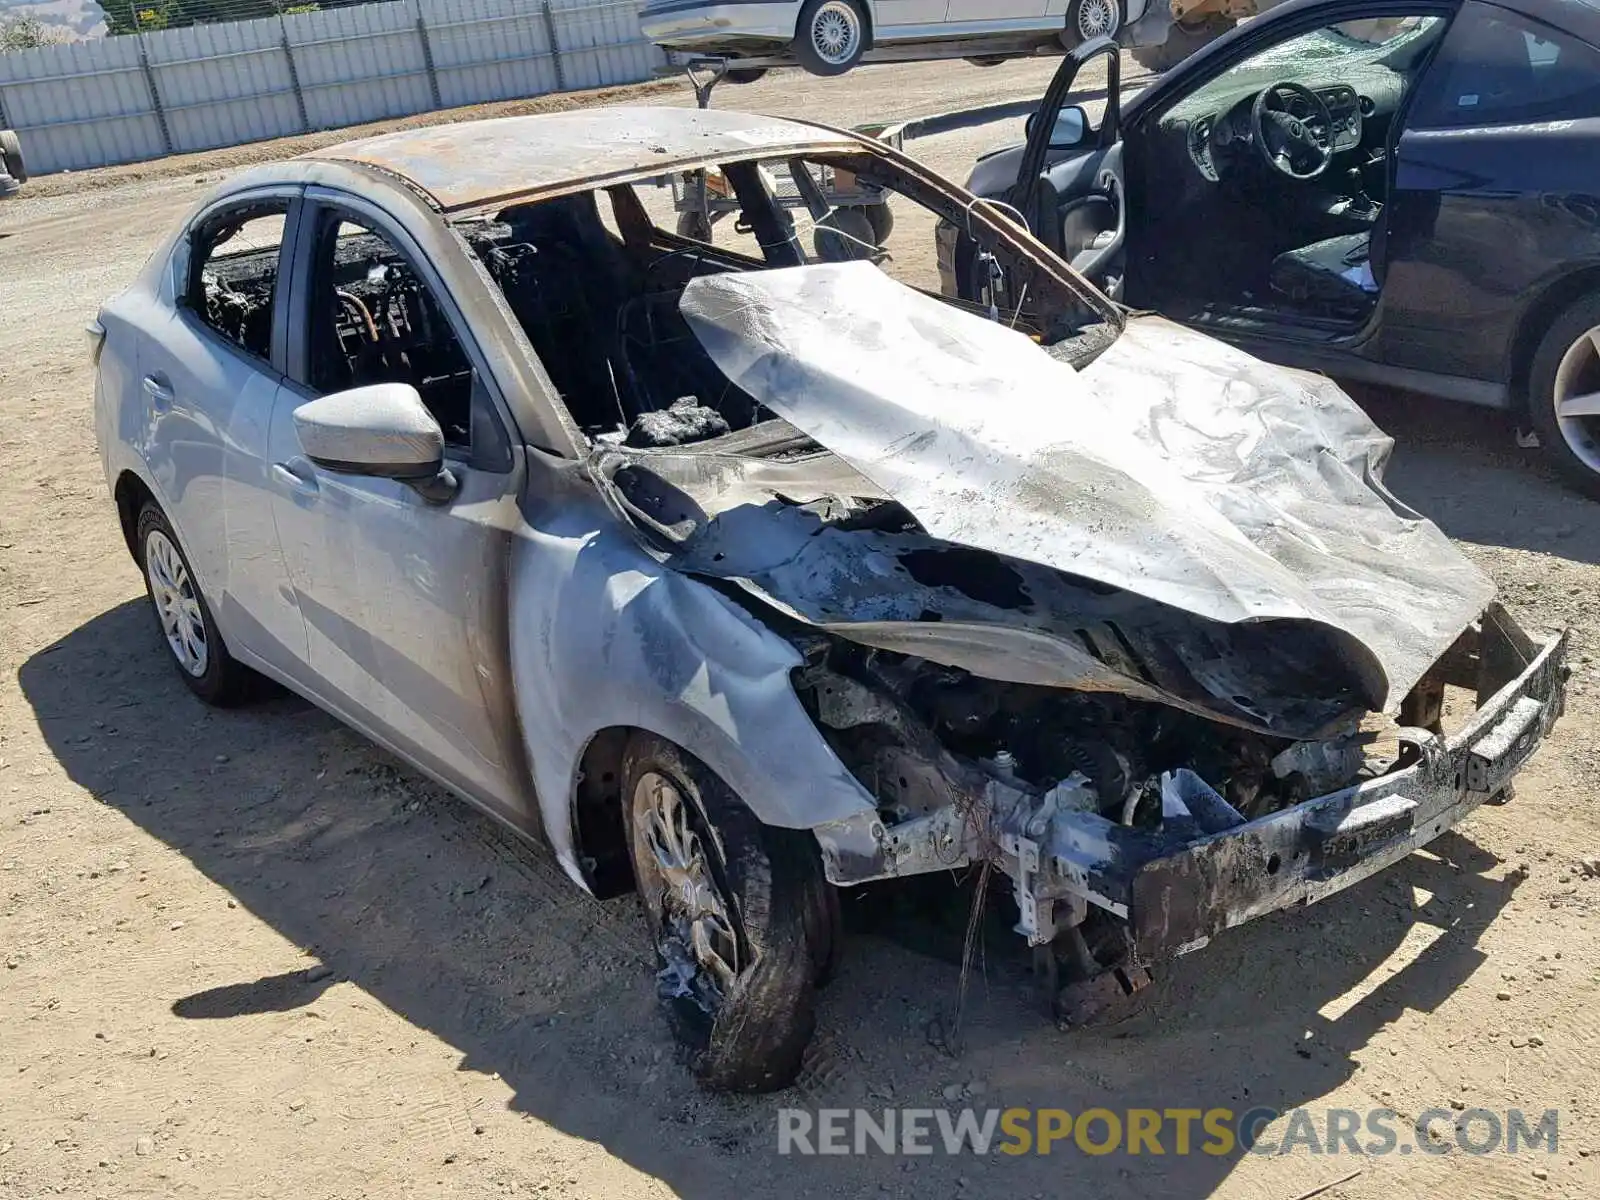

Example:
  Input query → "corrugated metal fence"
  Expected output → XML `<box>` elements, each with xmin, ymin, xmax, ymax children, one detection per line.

<box><xmin>0</xmin><ymin>0</ymin><xmax>667</xmax><ymax>175</ymax></box>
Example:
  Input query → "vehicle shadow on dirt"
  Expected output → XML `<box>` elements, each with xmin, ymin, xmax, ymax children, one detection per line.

<box><xmin>1353</xmin><ymin>386</ymin><xmax>1600</xmax><ymax>566</ymax></box>
<box><xmin>19</xmin><ymin>599</ymin><xmax>1524</xmax><ymax>1198</ymax></box>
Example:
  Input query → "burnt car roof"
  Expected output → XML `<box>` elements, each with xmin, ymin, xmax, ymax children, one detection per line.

<box><xmin>304</xmin><ymin>107</ymin><xmax>860</xmax><ymax>213</ymax></box>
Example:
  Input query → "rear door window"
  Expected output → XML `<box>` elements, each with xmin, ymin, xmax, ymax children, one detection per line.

<box><xmin>186</xmin><ymin>203</ymin><xmax>289</xmax><ymax>367</ymax></box>
<box><xmin>1409</xmin><ymin>1</ymin><xmax>1600</xmax><ymax>128</ymax></box>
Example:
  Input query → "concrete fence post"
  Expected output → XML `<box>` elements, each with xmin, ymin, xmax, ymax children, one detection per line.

<box><xmin>539</xmin><ymin>0</ymin><xmax>567</xmax><ymax>92</ymax></box>
<box><xmin>414</xmin><ymin>0</ymin><xmax>444</xmax><ymax>110</ymax></box>
<box><xmin>278</xmin><ymin>14</ymin><xmax>312</xmax><ymax>133</ymax></box>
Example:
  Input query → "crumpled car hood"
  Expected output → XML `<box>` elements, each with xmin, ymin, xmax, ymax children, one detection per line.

<box><xmin>597</xmin><ymin>264</ymin><xmax>1494</xmax><ymax>740</ymax></box>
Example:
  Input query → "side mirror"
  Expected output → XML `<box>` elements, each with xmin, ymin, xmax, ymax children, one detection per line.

<box><xmin>1024</xmin><ymin>105</ymin><xmax>1090</xmax><ymax>150</ymax></box>
<box><xmin>293</xmin><ymin>383</ymin><xmax>458</xmax><ymax>503</ymax></box>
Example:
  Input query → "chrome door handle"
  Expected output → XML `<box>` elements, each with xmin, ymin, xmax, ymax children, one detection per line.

<box><xmin>271</xmin><ymin>458</ymin><xmax>320</xmax><ymax>497</ymax></box>
<box><xmin>142</xmin><ymin>374</ymin><xmax>174</xmax><ymax>410</ymax></box>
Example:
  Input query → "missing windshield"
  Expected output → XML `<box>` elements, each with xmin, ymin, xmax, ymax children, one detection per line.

<box><xmin>456</xmin><ymin>146</ymin><xmax>1114</xmax><ymax>451</ymax></box>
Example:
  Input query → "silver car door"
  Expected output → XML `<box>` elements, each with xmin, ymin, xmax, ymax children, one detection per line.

<box><xmin>945</xmin><ymin>0</ymin><xmax>1041</xmax><ymax>21</ymax></box>
<box><xmin>876</xmin><ymin>0</ymin><xmax>957</xmax><ymax>30</ymax></box>
<box><xmin>268</xmin><ymin>193</ymin><xmax>528</xmax><ymax>819</ymax></box>
<box><xmin>134</xmin><ymin>187</ymin><xmax>310</xmax><ymax>680</ymax></box>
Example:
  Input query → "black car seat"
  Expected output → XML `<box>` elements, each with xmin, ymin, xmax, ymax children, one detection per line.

<box><xmin>1269</xmin><ymin>231</ymin><xmax>1377</xmax><ymax>310</ymax></box>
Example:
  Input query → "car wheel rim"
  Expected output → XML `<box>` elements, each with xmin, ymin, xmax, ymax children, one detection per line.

<box><xmin>1077</xmin><ymin>0</ymin><xmax>1119</xmax><ymax>40</ymax></box>
<box><xmin>635</xmin><ymin>772</ymin><xmax>741</xmax><ymax>1013</ymax></box>
<box><xmin>811</xmin><ymin>2</ymin><xmax>862</xmax><ymax>66</ymax></box>
<box><xmin>1553</xmin><ymin>324</ymin><xmax>1600</xmax><ymax>474</ymax></box>
<box><xmin>145</xmin><ymin>529</ymin><xmax>208</xmax><ymax>678</ymax></box>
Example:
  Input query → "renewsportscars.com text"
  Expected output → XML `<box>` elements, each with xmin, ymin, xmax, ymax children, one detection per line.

<box><xmin>776</xmin><ymin>1107</ymin><xmax>1560</xmax><ymax>1158</ymax></box>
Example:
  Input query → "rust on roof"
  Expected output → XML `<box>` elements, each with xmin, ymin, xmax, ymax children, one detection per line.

<box><xmin>306</xmin><ymin>107</ymin><xmax>860</xmax><ymax>212</ymax></box>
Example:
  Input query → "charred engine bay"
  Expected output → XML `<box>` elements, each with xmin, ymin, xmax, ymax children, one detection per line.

<box><xmin>600</xmin><ymin>456</ymin><xmax>1386</xmax><ymax>742</ymax></box>
<box><xmin>595</xmin><ymin>457</ymin><xmax>1392</xmax><ymax>824</ymax></box>
<box><xmin>792</xmin><ymin>638</ymin><xmax>1354</xmax><ymax>833</ymax></box>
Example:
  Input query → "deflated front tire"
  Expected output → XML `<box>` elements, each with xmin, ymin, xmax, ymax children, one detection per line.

<box><xmin>622</xmin><ymin>733</ymin><xmax>832</xmax><ymax>1092</ymax></box>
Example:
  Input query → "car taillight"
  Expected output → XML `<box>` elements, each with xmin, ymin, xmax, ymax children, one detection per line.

<box><xmin>85</xmin><ymin>317</ymin><xmax>105</xmax><ymax>368</ymax></box>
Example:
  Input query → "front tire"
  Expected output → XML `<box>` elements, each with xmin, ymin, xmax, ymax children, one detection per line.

<box><xmin>136</xmin><ymin>504</ymin><xmax>255</xmax><ymax>706</ymax></box>
<box><xmin>793</xmin><ymin>0</ymin><xmax>868</xmax><ymax>77</ymax></box>
<box><xmin>0</xmin><ymin>130</ymin><xmax>26</xmax><ymax>184</ymax></box>
<box><xmin>1528</xmin><ymin>293</ymin><xmax>1600</xmax><ymax>501</ymax></box>
<box><xmin>724</xmin><ymin>67</ymin><xmax>769</xmax><ymax>84</ymax></box>
<box><xmin>621</xmin><ymin>733</ymin><xmax>829</xmax><ymax>1092</ymax></box>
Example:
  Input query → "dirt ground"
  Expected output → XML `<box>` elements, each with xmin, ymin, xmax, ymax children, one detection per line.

<box><xmin>3</xmin><ymin>57</ymin><xmax>1599</xmax><ymax>1200</ymax></box>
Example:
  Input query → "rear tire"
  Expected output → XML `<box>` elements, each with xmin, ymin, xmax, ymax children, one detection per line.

<box><xmin>621</xmin><ymin>733</ymin><xmax>830</xmax><ymax>1092</ymax></box>
<box><xmin>1130</xmin><ymin>16</ymin><xmax>1232</xmax><ymax>72</ymax></box>
<box><xmin>793</xmin><ymin>0</ymin><xmax>869</xmax><ymax>77</ymax></box>
<box><xmin>135</xmin><ymin>504</ymin><xmax>257</xmax><ymax>706</ymax></box>
<box><xmin>812</xmin><ymin>206</ymin><xmax>878</xmax><ymax>262</ymax></box>
<box><xmin>0</xmin><ymin>130</ymin><xmax>26</xmax><ymax>184</ymax></box>
<box><xmin>724</xmin><ymin>67</ymin><xmax>769</xmax><ymax>84</ymax></box>
<box><xmin>1527</xmin><ymin>292</ymin><xmax>1600</xmax><ymax>501</ymax></box>
<box><xmin>676</xmin><ymin>210</ymin><xmax>714</xmax><ymax>243</ymax></box>
<box><xmin>964</xmin><ymin>56</ymin><xmax>1007</xmax><ymax>68</ymax></box>
<box><xmin>841</xmin><ymin>201</ymin><xmax>894</xmax><ymax>246</ymax></box>
<box><xmin>1063</xmin><ymin>0</ymin><xmax>1123</xmax><ymax>47</ymax></box>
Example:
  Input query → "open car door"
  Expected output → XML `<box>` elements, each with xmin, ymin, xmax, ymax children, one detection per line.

<box><xmin>1009</xmin><ymin>37</ymin><xmax>1128</xmax><ymax>299</ymax></box>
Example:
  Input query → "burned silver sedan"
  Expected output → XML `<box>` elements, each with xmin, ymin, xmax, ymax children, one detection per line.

<box><xmin>92</xmin><ymin>108</ymin><xmax>1567</xmax><ymax>1093</ymax></box>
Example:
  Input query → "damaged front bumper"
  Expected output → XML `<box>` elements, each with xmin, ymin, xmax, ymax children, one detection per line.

<box><xmin>812</xmin><ymin>610</ymin><xmax>1568</xmax><ymax>960</ymax></box>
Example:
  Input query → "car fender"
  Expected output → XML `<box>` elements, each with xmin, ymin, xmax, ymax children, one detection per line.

<box><xmin>506</xmin><ymin>491</ymin><xmax>878</xmax><ymax>891</ymax></box>
<box><xmin>94</xmin><ymin>289</ymin><xmax>178</xmax><ymax>561</ymax></box>
<box><xmin>105</xmin><ymin>454</ymin><xmax>170</xmax><ymax>559</ymax></box>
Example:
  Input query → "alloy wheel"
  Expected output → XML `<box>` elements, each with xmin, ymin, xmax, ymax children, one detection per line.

<box><xmin>634</xmin><ymin>772</ymin><xmax>741</xmax><ymax>1014</ymax></box>
<box><xmin>810</xmin><ymin>1</ymin><xmax>863</xmax><ymax>67</ymax></box>
<box><xmin>1076</xmin><ymin>0</ymin><xmax>1120</xmax><ymax>41</ymax></box>
<box><xmin>1553</xmin><ymin>324</ymin><xmax>1600</xmax><ymax>474</ymax></box>
<box><xmin>145</xmin><ymin>529</ymin><xmax>208</xmax><ymax>678</ymax></box>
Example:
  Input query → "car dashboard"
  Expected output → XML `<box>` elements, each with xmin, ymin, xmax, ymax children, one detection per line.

<box><xmin>1190</xmin><ymin>85</ymin><xmax>1370</xmax><ymax>182</ymax></box>
<box><xmin>1161</xmin><ymin>56</ymin><xmax>1406</xmax><ymax>185</ymax></box>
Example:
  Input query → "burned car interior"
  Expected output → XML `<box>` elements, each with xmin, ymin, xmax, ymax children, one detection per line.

<box><xmin>310</xmin><ymin>216</ymin><xmax>477</xmax><ymax>446</ymax></box>
<box><xmin>194</xmin><ymin>206</ymin><xmax>483</xmax><ymax>447</ymax></box>
<box><xmin>454</xmin><ymin>152</ymin><xmax>1105</xmax><ymax>451</ymax></box>
<box><xmin>461</xmin><ymin>186</ymin><xmax>770</xmax><ymax>448</ymax></box>
<box><xmin>192</xmin><ymin>203</ymin><xmax>284</xmax><ymax>364</ymax></box>
<box><xmin>1135</xmin><ymin>18</ymin><xmax>1449</xmax><ymax>327</ymax></box>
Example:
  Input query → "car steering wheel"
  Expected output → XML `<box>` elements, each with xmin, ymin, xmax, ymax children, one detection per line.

<box><xmin>1251</xmin><ymin>82</ymin><xmax>1335</xmax><ymax>182</ymax></box>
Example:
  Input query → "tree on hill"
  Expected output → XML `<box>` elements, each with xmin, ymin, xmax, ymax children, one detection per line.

<box><xmin>1</xmin><ymin>12</ymin><xmax>70</xmax><ymax>50</ymax></box>
<box><xmin>104</xmin><ymin>0</ymin><xmax>331</xmax><ymax>36</ymax></box>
